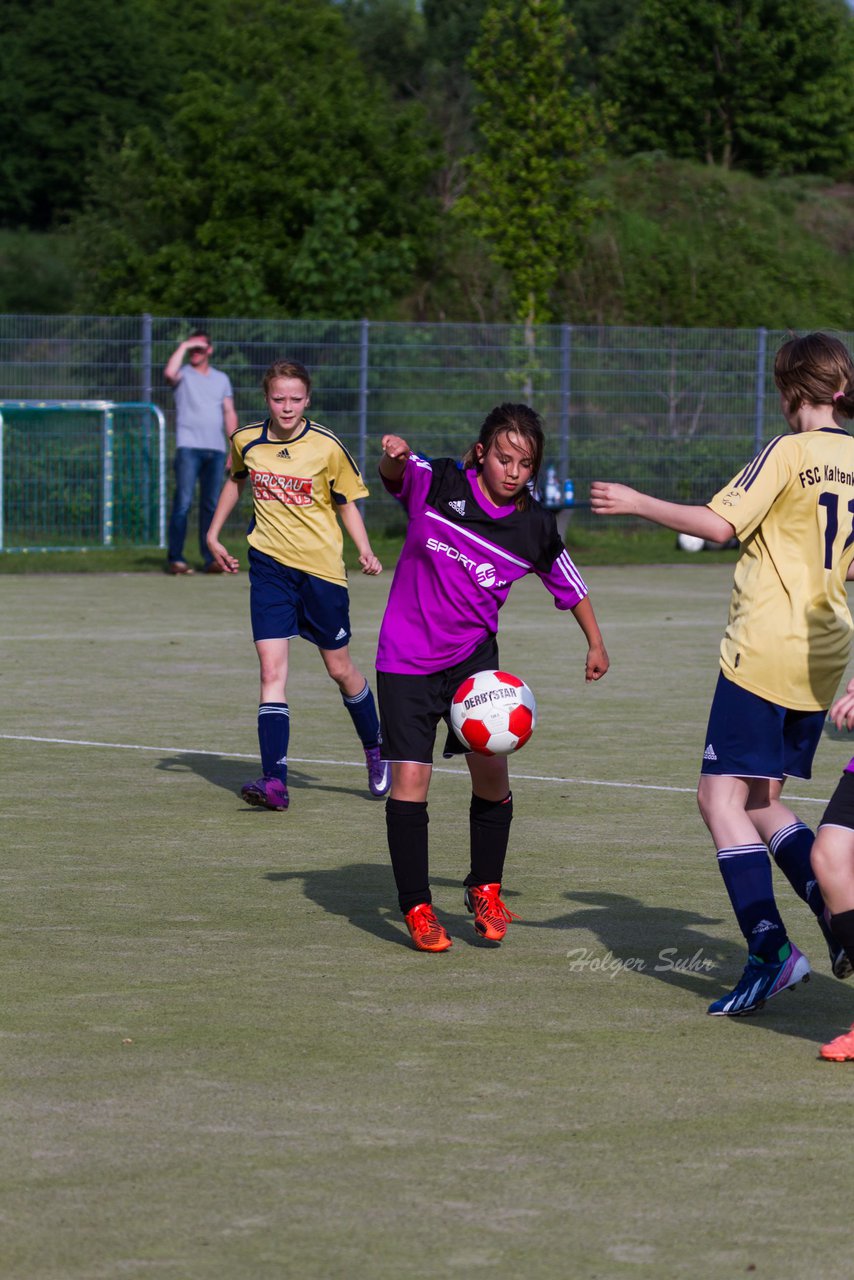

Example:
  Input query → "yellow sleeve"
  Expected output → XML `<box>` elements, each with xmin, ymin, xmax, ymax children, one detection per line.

<box><xmin>707</xmin><ymin>436</ymin><xmax>792</xmax><ymax>541</ymax></box>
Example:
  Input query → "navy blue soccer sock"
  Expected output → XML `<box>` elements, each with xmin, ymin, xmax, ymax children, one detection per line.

<box><xmin>716</xmin><ymin>844</ymin><xmax>788</xmax><ymax>960</ymax></box>
<box><xmin>342</xmin><ymin>679</ymin><xmax>381</xmax><ymax>750</ymax></box>
<box><xmin>768</xmin><ymin>821</ymin><xmax>825</xmax><ymax>915</ymax></box>
<box><xmin>257</xmin><ymin>702</ymin><xmax>289</xmax><ymax>784</ymax></box>
<box><xmin>386</xmin><ymin>798</ymin><xmax>430</xmax><ymax>914</ymax></box>
<box><xmin>465</xmin><ymin>792</ymin><xmax>513</xmax><ymax>888</ymax></box>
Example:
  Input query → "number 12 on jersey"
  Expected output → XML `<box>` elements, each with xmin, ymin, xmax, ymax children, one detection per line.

<box><xmin>819</xmin><ymin>491</ymin><xmax>854</xmax><ymax>568</ymax></box>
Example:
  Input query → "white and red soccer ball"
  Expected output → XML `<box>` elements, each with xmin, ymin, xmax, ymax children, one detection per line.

<box><xmin>450</xmin><ymin>669</ymin><xmax>537</xmax><ymax>756</ymax></box>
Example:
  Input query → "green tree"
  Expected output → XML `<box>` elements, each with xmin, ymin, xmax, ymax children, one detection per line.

<box><xmin>0</xmin><ymin>0</ymin><xmax>171</xmax><ymax>229</ymax></box>
<box><xmin>559</xmin><ymin>156</ymin><xmax>854</xmax><ymax>328</ymax></box>
<box><xmin>603</xmin><ymin>0</ymin><xmax>854</xmax><ymax>175</ymax></box>
<box><xmin>72</xmin><ymin>0</ymin><xmax>439</xmax><ymax>317</ymax></box>
<box><xmin>341</xmin><ymin>0</ymin><xmax>427</xmax><ymax>99</ymax></box>
<box><xmin>458</xmin><ymin>0</ymin><xmax>607</xmax><ymax>326</ymax></box>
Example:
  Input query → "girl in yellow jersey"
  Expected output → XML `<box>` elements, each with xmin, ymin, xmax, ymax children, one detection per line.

<box><xmin>207</xmin><ymin>359</ymin><xmax>390</xmax><ymax>810</ymax></box>
<box><xmin>592</xmin><ymin>332</ymin><xmax>854</xmax><ymax>1017</ymax></box>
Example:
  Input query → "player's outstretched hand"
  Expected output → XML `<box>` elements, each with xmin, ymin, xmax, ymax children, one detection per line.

<box><xmin>207</xmin><ymin>539</ymin><xmax>239</xmax><ymax>574</ymax></box>
<box><xmin>585</xmin><ymin>642</ymin><xmax>610</xmax><ymax>682</ymax></box>
<box><xmin>590</xmin><ymin>481</ymin><xmax>640</xmax><ymax>517</ymax></box>
<box><xmin>830</xmin><ymin>678</ymin><xmax>854</xmax><ymax>730</ymax></box>
<box><xmin>381</xmin><ymin>434</ymin><xmax>411</xmax><ymax>462</ymax></box>
<box><xmin>359</xmin><ymin>551</ymin><xmax>382</xmax><ymax>576</ymax></box>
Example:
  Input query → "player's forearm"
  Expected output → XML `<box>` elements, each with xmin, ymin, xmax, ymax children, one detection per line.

<box><xmin>570</xmin><ymin>596</ymin><xmax>605</xmax><ymax>651</ymax></box>
<box><xmin>338</xmin><ymin>501</ymin><xmax>373</xmax><ymax>557</ymax></box>
<box><xmin>207</xmin><ymin>476</ymin><xmax>243</xmax><ymax>541</ymax></box>
<box><xmin>223</xmin><ymin>398</ymin><xmax>238</xmax><ymax>438</ymax></box>
<box><xmin>379</xmin><ymin>435</ymin><xmax>410</xmax><ymax>480</ymax></box>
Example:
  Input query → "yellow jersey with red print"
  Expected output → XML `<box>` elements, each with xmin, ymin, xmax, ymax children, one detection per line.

<box><xmin>707</xmin><ymin>426</ymin><xmax>854</xmax><ymax>711</ymax></box>
<box><xmin>230</xmin><ymin>417</ymin><xmax>369</xmax><ymax>586</ymax></box>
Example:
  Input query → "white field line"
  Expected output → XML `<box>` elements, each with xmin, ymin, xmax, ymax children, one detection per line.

<box><xmin>0</xmin><ymin>732</ymin><xmax>827</xmax><ymax>804</ymax></box>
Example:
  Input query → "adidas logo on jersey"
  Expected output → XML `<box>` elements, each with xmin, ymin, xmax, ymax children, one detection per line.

<box><xmin>449</xmin><ymin>499</ymin><xmax>466</xmax><ymax>516</ymax></box>
<box><xmin>335</xmin><ymin>628</ymin><xmax>348</xmax><ymax>640</ymax></box>
<box><xmin>276</xmin><ymin>447</ymin><xmax>291</xmax><ymax>459</ymax></box>
<box><xmin>703</xmin><ymin>743</ymin><xmax>717</xmax><ymax>761</ymax></box>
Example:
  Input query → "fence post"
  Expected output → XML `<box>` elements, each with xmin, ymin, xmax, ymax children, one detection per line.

<box><xmin>558</xmin><ymin>323</ymin><xmax>572</xmax><ymax>481</ymax></box>
<box><xmin>0</xmin><ymin>410</ymin><xmax>4</xmax><ymax>551</ymax></box>
<box><xmin>102</xmin><ymin>405</ymin><xmax>114</xmax><ymax>547</ymax></box>
<box><xmin>141</xmin><ymin>315</ymin><xmax>153</xmax><ymax>542</ymax></box>
<box><xmin>357</xmin><ymin>318</ymin><xmax>370</xmax><ymax>511</ymax></box>
<box><xmin>754</xmin><ymin>326</ymin><xmax>767</xmax><ymax>454</ymax></box>
<box><xmin>141</xmin><ymin>313</ymin><xmax>152</xmax><ymax>405</ymax></box>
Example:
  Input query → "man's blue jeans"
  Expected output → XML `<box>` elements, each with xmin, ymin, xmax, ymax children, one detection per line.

<box><xmin>167</xmin><ymin>447</ymin><xmax>227</xmax><ymax>565</ymax></box>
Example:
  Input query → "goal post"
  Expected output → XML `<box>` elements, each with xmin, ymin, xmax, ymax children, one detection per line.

<box><xmin>0</xmin><ymin>400</ymin><xmax>166</xmax><ymax>553</ymax></box>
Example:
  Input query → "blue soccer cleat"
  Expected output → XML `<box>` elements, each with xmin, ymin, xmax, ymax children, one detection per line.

<box><xmin>707</xmin><ymin>942</ymin><xmax>811</xmax><ymax>1016</ymax></box>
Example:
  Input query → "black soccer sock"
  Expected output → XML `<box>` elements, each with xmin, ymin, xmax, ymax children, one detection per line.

<box><xmin>828</xmin><ymin>909</ymin><xmax>854</xmax><ymax>971</ymax></box>
<box><xmin>386</xmin><ymin>798</ymin><xmax>430</xmax><ymax>914</ymax></box>
<box><xmin>464</xmin><ymin>792</ymin><xmax>513</xmax><ymax>888</ymax></box>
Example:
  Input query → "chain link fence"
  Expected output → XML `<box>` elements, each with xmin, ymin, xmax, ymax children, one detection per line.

<box><xmin>1</xmin><ymin>314</ymin><xmax>847</xmax><ymax>551</ymax></box>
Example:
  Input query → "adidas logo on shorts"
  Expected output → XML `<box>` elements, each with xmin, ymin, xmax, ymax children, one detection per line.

<box><xmin>335</xmin><ymin>627</ymin><xmax>348</xmax><ymax>640</ymax></box>
<box><xmin>703</xmin><ymin>743</ymin><xmax>718</xmax><ymax>761</ymax></box>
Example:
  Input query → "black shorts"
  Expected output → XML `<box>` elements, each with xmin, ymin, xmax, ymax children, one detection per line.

<box><xmin>820</xmin><ymin>769</ymin><xmax>854</xmax><ymax>833</ymax></box>
<box><xmin>377</xmin><ymin>634</ymin><xmax>500</xmax><ymax>764</ymax></box>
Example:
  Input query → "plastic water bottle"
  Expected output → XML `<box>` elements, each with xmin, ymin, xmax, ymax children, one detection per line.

<box><xmin>544</xmin><ymin>466</ymin><xmax>562</xmax><ymax>509</ymax></box>
<box><xmin>563</xmin><ymin>477</ymin><xmax>575</xmax><ymax>507</ymax></box>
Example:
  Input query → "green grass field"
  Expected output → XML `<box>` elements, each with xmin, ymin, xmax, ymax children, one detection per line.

<box><xmin>3</xmin><ymin>565</ymin><xmax>854</xmax><ymax>1279</ymax></box>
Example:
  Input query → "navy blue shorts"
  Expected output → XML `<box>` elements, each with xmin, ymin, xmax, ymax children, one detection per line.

<box><xmin>248</xmin><ymin>547</ymin><xmax>351</xmax><ymax>649</ymax></box>
<box><xmin>377</xmin><ymin>634</ymin><xmax>500</xmax><ymax>765</ymax></box>
<box><xmin>700</xmin><ymin>671</ymin><xmax>826</xmax><ymax>781</ymax></box>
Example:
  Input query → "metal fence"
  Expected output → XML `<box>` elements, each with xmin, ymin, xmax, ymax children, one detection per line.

<box><xmin>1</xmin><ymin>314</ymin><xmax>848</xmax><ymax>550</ymax></box>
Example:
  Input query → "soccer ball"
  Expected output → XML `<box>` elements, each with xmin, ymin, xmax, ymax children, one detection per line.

<box><xmin>450</xmin><ymin>670</ymin><xmax>537</xmax><ymax>756</ymax></box>
<box><xmin>677</xmin><ymin>532</ymin><xmax>705</xmax><ymax>553</ymax></box>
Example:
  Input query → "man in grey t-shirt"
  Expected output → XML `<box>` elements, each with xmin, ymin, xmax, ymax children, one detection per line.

<box><xmin>164</xmin><ymin>330</ymin><xmax>238</xmax><ymax>574</ymax></box>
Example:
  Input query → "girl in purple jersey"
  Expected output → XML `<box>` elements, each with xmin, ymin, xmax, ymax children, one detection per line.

<box><xmin>376</xmin><ymin>403</ymin><xmax>609</xmax><ymax>953</ymax></box>
<box><xmin>812</xmin><ymin>677</ymin><xmax>854</xmax><ymax>1060</ymax></box>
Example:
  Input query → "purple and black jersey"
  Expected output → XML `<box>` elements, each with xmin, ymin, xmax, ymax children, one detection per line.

<box><xmin>376</xmin><ymin>455</ymin><xmax>588</xmax><ymax>675</ymax></box>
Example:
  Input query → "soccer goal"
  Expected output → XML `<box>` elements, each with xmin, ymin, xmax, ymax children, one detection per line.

<box><xmin>0</xmin><ymin>400</ymin><xmax>166</xmax><ymax>552</ymax></box>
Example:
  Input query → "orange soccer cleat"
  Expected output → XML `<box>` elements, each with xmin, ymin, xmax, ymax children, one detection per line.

<box><xmin>404</xmin><ymin>903</ymin><xmax>452</xmax><ymax>952</ymax></box>
<box><xmin>819</xmin><ymin>1023</ymin><xmax>854</xmax><ymax>1062</ymax></box>
<box><xmin>463</xmin><ymin>882</ymin><xmax>520</xmax><ymax>942</ymax></box>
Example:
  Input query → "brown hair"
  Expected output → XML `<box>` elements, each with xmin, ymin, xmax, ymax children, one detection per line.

<box><xmin>774</xmin><ymin>332</ymin><xmax>854</xmax><ymax>418</ymax></box>
<box><xmin>262</xmin><ymin>359</ymin><xmax>312</xmax><ymax>397</ymax></box>
<box><xmin>461</xmin><ymin>403</ymin><xmax>545</xmax><ymax>510</ymax></box>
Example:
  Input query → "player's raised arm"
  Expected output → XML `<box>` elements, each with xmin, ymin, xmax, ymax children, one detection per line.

<box><xmin>380</xmin><ymin>435</ymin><xmax>411</xmax><ymax>480</ymax></box>
<box><xmin>590</xmin><ymin>482</ymin><xmax>735</xmax><ymax>543</ymax></box>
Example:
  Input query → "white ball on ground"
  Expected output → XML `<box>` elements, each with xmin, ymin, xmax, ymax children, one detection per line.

<box><xmin>677</xmin><ymin>533</ymin><xmax>705</xmax><ymax>553</ymax></box>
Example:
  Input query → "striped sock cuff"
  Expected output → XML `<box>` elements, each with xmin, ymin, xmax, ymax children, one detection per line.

<box><xmin>768</xmin><ymin>822</ymin><xmax>809</xmax><ymax>856</ymax></box>
<box><xmin>716</xmin><ymin>843</ymin><xmax>767</xmax><ymax>861</ymax></box>
<box><xmin>342</xmin><ymin>680</ymin><xmax>369</xmax><ymax>706</ymax></box>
